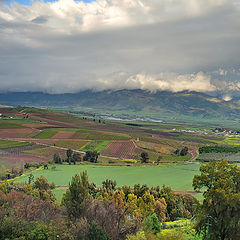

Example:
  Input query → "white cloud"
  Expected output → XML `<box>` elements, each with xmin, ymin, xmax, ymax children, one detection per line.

<box><xmin>223</xmin><ymin>95</ymin><xmax>232</xmax><ymax>101</ymax></box>
<box><xmin>0</xmin><ymin>0</ymin><xmax>239</xmax><ymax>93</ymax></box>
<box><xmin>96</xmin><ymin>72</ymin><xmax>215</xmax><ymax>93</ymax></box>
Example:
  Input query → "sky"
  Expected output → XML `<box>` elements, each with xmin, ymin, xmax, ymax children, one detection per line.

<box><xmin>0</xmin><ymin>0</ymin><xmax>240</xmax><ymax>96</ymax></box>
<box><xmin>4</xmin><ymin>0</ymin><xmax>94</xmax><ymax>5</ymax></box>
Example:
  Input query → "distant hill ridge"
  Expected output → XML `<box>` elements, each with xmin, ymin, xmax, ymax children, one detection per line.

<box><xmin>0</xmin><ymin>90</ymin><xmax>240</xmax><ymax>125</ymax></box>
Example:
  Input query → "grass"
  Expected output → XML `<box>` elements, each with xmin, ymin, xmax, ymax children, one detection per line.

<box><xmin>80</xmin><ymin>140</ymin><xmax>110</xmax><ymax>152</ymax></box>
<box><xmin>0</xmin><ymin>139</ymin><xmax>32</xmax><ymax>149</ymax></box>
<box><xmin>16</xmin><ymin>163</ymin><xmax>200</xmax><ymax>200</ymax></box>
<box><xmin>158</xmin><ymin>226</ymin><xmax>202</xmax><ymax>240</ymax></box>
<box><xmin>161</xmin><ymin>155</ymin><xmax>192</xmax><ymax>162</ymax></box>
<box><xmin>33</xmin><ymin>129</ymin><xmax>59</xmax><ymax>139</ymax></box>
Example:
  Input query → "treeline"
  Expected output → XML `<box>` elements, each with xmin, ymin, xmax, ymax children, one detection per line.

<box><xmin>199</xmin><ymin>146</ymin><xmax>240</xmax><ymax>154</ymax></box>
<box><xmin>54</xmin><ymin>149</ymin><xmax>99</xmax><ymax>164</ymax></box>
<box><xmin>0</xmin><ymin>173</ymin><xmax>197</xmax><ymax>240</ymax></box>
<box><xmin>0</xmin><ymin>161</ymin><xmax>48</xmax><ymax>181</ymax></box>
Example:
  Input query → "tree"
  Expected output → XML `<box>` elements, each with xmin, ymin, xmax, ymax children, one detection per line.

<box><xmin>156</xmin><ymin>156</ymin><xmax>162</xmax><ymax>164</ymax></box>
<box><xmin>66</xmin><ymin>149</ymin><xmax>73</xmax><ymax>164</ymax></box>
<box><xmin>174</xmin><ymin>149</ymin><xmax>180</xmax><ymax>155</ymax></box>
<box><xmin>193</xmin><ymin>159</ymin><xmax>240</xmax><ymax>240</ymax></box>
<box><xmin>180</xmin><ymin>147</ymin><xmax>188</xmax><ymax>156</ymax></box>
<box><xmin>102</xmin><ymin>179</ymin><xmax>117</xmax><ymax>192</ymax></box>
<box><xmin>140</xmin><ymin>152</ymin><xmax>149</xmax><ymax>163</ymax></box>
<box><xmin>86</xmin><ymin>221</ymin><xmax>111</xmax><ymax>240</ymax></box>
<box><xmin>53</xmin><ymin>153</ymin><xmax>62</xmax><ymax>164</ymax></box>
<box><xmin>62</xmin><ymin>171</ymin><xmax>90</xmax><ymax>220</ymax></box>
<box><xmin>33</xmin><ymin>176</ymin><xmax>55</xmax><ymax>202</ymax></box>
<box><xmin>83</xmin><ymin>151</ymin><xmax>99</xmax><ymax>163</ymax></box>
<box><xmin>72</xmin><ymin>152</ymin><xmax>81</xmax><ymax>163</ymax></box>
<box><xmin>28</xmin><ymin>173</ymin><xmax>34</xmax><ymax>184</ymax></box>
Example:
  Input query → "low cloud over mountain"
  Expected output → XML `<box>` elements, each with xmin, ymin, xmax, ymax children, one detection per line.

<box><xmin>0</xmin><ymin>0</ymin><xmax>240</xmax><ymax>94</ymax></box>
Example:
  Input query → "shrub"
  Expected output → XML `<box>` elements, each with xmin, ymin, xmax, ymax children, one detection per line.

<box><xmin>157</xmin><ymin>228</ymin><xmax>185</xmax><ymax>240</ymax></box>
<box><xmin>127</xmin><ymin>231</ymin><xmax>147</xmax><ymax>240</ymax></box>
<box><xmin>143</xmin><ymin>213</ymin><xmax>161</xmax><ymax>234</ymax></box>
<box><xmin>29</xmin><ymin>162</ymin><xmax>39</xmax><ymax>168</ymax></box>
<box><xmin>86</xmin><ymin>221</ymin><xmax>111</xmax><ymax>240</ymax></box>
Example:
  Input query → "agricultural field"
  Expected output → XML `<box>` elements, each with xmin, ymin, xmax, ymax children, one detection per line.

<box><xmin>80</xmin><ymin>140</ymin><xmax>110</xmax><ymax>152</ymax></box>
<box><xmin>53</xmin><ymin>139</ymin><xmax>89</xmax><ymax>149</ymax></box>
<box><xmin>1</xmin><ymin>105</ymin><xmax>240</xmax><ymax>169</ymax></box>
<box><xmin>72</xmin><ymin>131</ymin><xmax>131</xmax><ymax>140</ymax></box>
<box><xmin>0</xmin><ymin>139</ymin><xmax>32</xmax><ymax>149</ymax></box>
<box><xmin>23</xmin><ymin>146</ymin><xmax>66</xmax><ymax>160</ymax></box>
<box><xmin>15</xmin><ymin>163</ymin><xmax>201</xmax><ymax>199</ymax></box>
<box><xmin>197</xmin><ymin>152</ymin><xmax>240</xmax><ymax>162</ymax></box>
<box><xmin>33</xmin><ymin>129</ymin><xmax>59</xmax><ymax>139</ymax></box>
<box><xmin>101</xmin><ymin>140</ymin><xmax>137</xmax><ymax>159</ymax></box>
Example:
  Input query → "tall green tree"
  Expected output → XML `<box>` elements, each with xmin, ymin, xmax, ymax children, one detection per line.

<box><xmin>62</xmin><ymin>171</ymin><xmax>90</xmax><ymax>220</ymax></box>
<box><xmin>193</xmin><ymin>159</ymin><xmax>240</xmax><ymax>240</ymax></box>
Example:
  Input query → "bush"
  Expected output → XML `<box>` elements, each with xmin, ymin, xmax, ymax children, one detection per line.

<box><xmin>127</xmin><ymin>231</ymin><xmax>147</xmax><ymax>240</ymax></box>
<box><xmin>86</xmin><ymin>221</ymin><xmax>111</xmax><ymax>240</ymax></box>
<box><xmin>143</xmin><ymin>213</ymin><xmax>161</xmax><ymax>234</ymax></box>
<box><xmin>29</xmin><ymin>162</ymin><xmax>39</xmax><ymax>168</ymax></box>
<box><xmin>157</xmin><ymin>228</ymin><xmax>185</xmax><ymax>240</ymax></box>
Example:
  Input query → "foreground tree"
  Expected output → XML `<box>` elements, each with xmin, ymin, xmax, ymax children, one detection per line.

<box><xmin>193</xmin><ymin>159</ymin><xmax>240</xmax><ymax>240</ymax></box>
<box><xmin>86</xmin><ymin>221</ymin><xmax>111</xmax><ymax>240</ymax></box>
<box><xmin>33</xmin><ymin>176</ymin><xmax>55</xmax><ymax>202</ymax></box>
<box><xmin>62</xmin><ymin>171</ymin><xmax>90</xmax><ymax>220</ymax></box>
<box><xmin>102</xmin><ymin>179</ymin><xmax>117</xmax><ymax>192</ymax></box>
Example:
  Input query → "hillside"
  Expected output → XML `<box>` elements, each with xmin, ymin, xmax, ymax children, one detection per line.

<box><xmin>0</xmin><ymin>90</ymin><xmax>240</xmax><ymax>126</ymax></box>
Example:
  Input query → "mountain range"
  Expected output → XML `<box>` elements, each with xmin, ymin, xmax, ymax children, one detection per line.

<box><xmin>1</xmin><ymin>90</ymin><xmax>240</xmax><ymax>126</ymax></box>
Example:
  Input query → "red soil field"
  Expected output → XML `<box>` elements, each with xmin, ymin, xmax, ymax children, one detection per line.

<box><xmin>29</xmin><ymin>113</ymin><xmax>78</xmax><ymax>128</ymax></box>
<box><xmin>8</xmin><ymin>138</ymin><xmax>56</xmax><ymax>145</ymax></box>
<box><xmin>23</xmin><ymin>123</ymin><xmax>55</xmax><ymax>129</ymax></box>
<box><xmin>101</xmin><ymin>140</ymin><xmax>136</xmax><ymax>159</ymax></box>
<box><xmin>91</xmin><ymin>130</ymin><xmax>130</xmax><ymax>137</ymax></box>
<box><xmin>89</xmin><ymin>124</ymin><xmax>143</xmax><ymax>133</ymax></box>
<box><xmin>0</xmin><ymin>129</ymin><xmax>39</xmax><ymax>138</ymax></box>
<box><xmin>51</xmin><ymin>131</ymin><xmax>75</xmax><ymax>139</ymax></box>
<box><xmin>1</xmin><ymin>154</ymin><xmax>47</xmax><ymax>163</ymax></box>
<box><xmin>71</xmin><ymin>132</ymin><xmax>85</xmax><ymax>139</ymax></box>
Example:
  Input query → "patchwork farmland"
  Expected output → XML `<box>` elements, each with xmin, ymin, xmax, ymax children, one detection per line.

<box><xmin>0</xmin><ymin>105</ymin><xmax>237</xmax><ymax>170</ymax></box>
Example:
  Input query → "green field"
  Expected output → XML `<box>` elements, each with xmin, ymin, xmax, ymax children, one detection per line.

<box><xmin>33</xmin><ymin>129</ymin><xmax>59</xmax><ymax>139</ymax></box>
<box><xmin>0</xmin><ymin>139</ymin><xmax>32</xmax><ymax>149</ymax></box>
<box><xmin>80</xmin><ymin>140</ymin><xmax>110</xmax><ymax>152</ymax></box>
<box><xmin>16</xmin><ymin>163</ymin><xmax>201</xmax><ymax>200</ymax></box>
<box><xmin>161</xmin><ymin>155</ymin><xmax>192</xmax><ymax>161</ymax></box>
